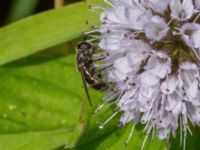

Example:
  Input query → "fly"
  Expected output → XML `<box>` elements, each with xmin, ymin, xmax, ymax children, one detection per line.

<box><xmin>76</xmin><ymin>41</ymin><xmax>108</xmax><ymax>106</ymax></box>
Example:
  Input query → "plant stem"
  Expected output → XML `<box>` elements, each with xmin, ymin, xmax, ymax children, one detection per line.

<box><xmin>54</xmin><ymin>0</ymin><xmax>65</xmax><ymax>8</ymax></box>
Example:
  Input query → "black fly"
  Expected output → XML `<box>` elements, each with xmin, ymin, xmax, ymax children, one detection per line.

<box><xmin>76</xmin><ymin>41</ymin><xmax>108</xmax><ymax>106</ymax></box>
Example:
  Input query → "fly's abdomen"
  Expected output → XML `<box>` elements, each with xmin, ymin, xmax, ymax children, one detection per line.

<box><xmin>83</xmin><ymin>66</ymin><xmax>107</xmax><ymax>91</ymax></box>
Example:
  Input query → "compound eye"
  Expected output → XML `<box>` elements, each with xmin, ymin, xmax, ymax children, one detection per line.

<box><xmin>77</xmin><ymin>42</ymin><xmax>92</xmax><ymax>50</ymax></box>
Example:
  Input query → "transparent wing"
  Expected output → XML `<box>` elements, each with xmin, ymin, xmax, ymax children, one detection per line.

<box><xmin>79</xmin><ymin>68</ymin><xmax>92</xmax><ymax>106</ymax></box>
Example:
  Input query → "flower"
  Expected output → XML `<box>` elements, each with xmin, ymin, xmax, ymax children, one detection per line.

<box><xmin>86</xmin><ymin>0</ymin><xmax>200</xmax><ymax>149</ymax></box>
<box><xmin>180</xmin><ymin>23</ymin><xmax>200</xmax><ymax>48</ymax></box>
<box><xmin>170</xmin><ymin>0</ymin><xmax>196</xmax><ymax>21</ymax></box>
<box><xmin>143</xmin><ymin>16</ymin><xmax>169</xmax><ymax>42</ymax></box>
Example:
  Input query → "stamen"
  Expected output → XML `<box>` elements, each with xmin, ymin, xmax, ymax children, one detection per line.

<box><xmin>193</xmin><ymin>13</ymin><xmax>200</xmax><ymax>23</ymax></box>
<box><xmin>94</xmin><ymin>103</ymin><xmax>105</xmax><ymax>114</ymax></box>
<box><xmin>87</xmin><ymin>37</ymin><xmax>100</xmax><ymax>42</ymax></box>
<box><xmin>151</xmin><ymin>128</ymin><xmax>155</xmax><ymax>142</ymax></box>
<box><xmin>89</xmin><ymin>5</ymin><xmax>103</xmax><ymax>15</ymax></box>
<box><xmin>142</xmin><ymin>98</ymin><xmax>158</xmax><ymax>133</ymax></box>
<box><xmin>99</xmin><ymin>111</ymin><xmax>119</xmax><ymax>129</ymax></box>
<box><xmin>174</xmin><ymin>27</ymin><xmax>180</xmax><ymax>31</ymax></box>
<box><xmin>182</xmin><ymin>115</ymin><xmax>188</xmax><ymax>150</ymax></box>
<box><xmin>187</xmin><ymin>126</ymin><xmax>193</xmax><ymax>136</ymax></box>
<box><xmin>166</xmin><ymin>127</ymin><xmax>171</xmax><ymax>143</ymax></box>
<box><xmin>191</xmin><ymin>48</ymin><xmax>200</xmax><ymax>61</ymax></box>
<box><xmin>104</xmin><ymin>0</ymin><xmax>114</xmax><ymax>7</ymax></box>
<box><xmin>87</xmin><ymin>35</ymin><xmax>100</xmax><ymax>39</ymax></box>
<box><xmin>129</xmin><ymin>87</ymin><xmax>139</xmax><ymax>99</ymax></box>
<box><xmin>180</xmin><ymin>115</ymin><xmax>183</xmax><ymax>146</ymax></box>
<box><xmin>167</xmin><ymin>18</ymin><xmax>173</xmax><ymax>26</ymax></box>
<box><xmin>141</xmin><ymin>127</ymin><xmax>152</xmax><ymax>150</ymax></box>
<box><xmin>90</xmin><ymin>6</ymin><xmax>106</xmax><ymax>11</ymax></box>
<box><xmin>84</xmin><ymin>29</ymin><xmax>100</xmax><ymax>35</ymax></box>
<box><xmin>102</xmin><ymin>91</ymin><xmax>120</xmax><ymax>101</ymax></box>
<box><xmin>183</xmin><ymin>126</ymin><xmax>187</xmax><ymax>150</ymax></box>
<box><xmin>125</xmin><ymin>123</ymin><xmax>136</xmax><ymax>146</ymax></box>
<box><xmin>143</xmin><ymin>112</ymin><xmax>153</xmax><ymax>133</ymax></box>
<box><xmin>94</xmin><ymin>98</ymin><xmax>118</xmax><ymax>114</ymax></box>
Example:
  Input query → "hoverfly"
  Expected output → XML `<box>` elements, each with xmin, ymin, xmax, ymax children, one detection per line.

<box><xmin>76</xmin><ymin>41</ymin><xmax>108</xmax><ymax>106</ymax></box>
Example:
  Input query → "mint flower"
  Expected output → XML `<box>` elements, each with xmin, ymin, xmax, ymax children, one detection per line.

<box><xmin>88</xmin><ymin>0</ymin><xmax>200</xmax><ymax>149</ymax></box>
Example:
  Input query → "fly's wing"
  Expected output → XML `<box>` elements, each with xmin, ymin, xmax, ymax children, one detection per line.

<box><xmin>79</xmin><ymin>68</ymin><xmax>92</xmax><ymax>106</ymax></box>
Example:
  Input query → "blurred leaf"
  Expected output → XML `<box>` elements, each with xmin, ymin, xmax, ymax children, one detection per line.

<box><xmin>6</xmin><ymin>0</ymin><xmax>39</xmax><ymax>23</ymax></box>
<box><xmin>170</xmin><ymin>127</ymin><xmax>200</xmax><ymax>150</ymax></box>
<box><xmin>0</xmin><ymin>1</ymin><xmax>99</xmax><ymax>65</ymax></box>
<box><xmin>0</xmin><ymin>48</ymin><xmax>98</xmax><ymax>150</ymax></box>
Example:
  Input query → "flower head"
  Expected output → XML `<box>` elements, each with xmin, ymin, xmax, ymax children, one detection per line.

<box><xmin>86</xmin><ymin>0</ymin><xmax>200</xmax><ymax>149</ymax></box>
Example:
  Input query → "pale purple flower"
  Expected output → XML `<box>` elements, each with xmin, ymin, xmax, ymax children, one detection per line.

<box><xmin>143</xmin><ymin>16</ymin><xmax>169</xmax><ymax>42</ymax></box>
<box><xmin>179</xmin><ymin>23</ymin><xmax>200</xmax><ymax>48</ymax></box>
<box><xmin>85</xmin><ymin>0</ymin><xmax>200</xmax><ymax>149</ymax></box>
<box><xmin>147</xmin><ymin>0</ymin><xmax>169</xmax><ymax>13</ymax></box>
<box><xmin>195</xmin><ymin>0</ymin><xmax>200</xmax><ymax>10</ymax></box>
<box><xmin>170</xmin><ymin>0</ymin><xmax>196</xmax><ymax>21</ymax></box>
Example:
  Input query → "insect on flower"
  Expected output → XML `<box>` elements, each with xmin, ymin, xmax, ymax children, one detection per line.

<box><xmin>76</xmin><ymin>41</ymin><xmax>109</xmax><ymax>106</ymax></box>
<box><xmin>85</xmin><ymin>0</ymin><xmax>200</xmax><ymax>149</ymax></box>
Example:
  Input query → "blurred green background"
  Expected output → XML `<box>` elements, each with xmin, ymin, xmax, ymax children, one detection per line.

<box><xmin>0</xmin><ymin>0</ymin><xmax>81</xmax><ymax>26</ymax></box>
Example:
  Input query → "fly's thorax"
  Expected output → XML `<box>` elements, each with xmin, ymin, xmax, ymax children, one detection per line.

<box><xmin>77</xmin><ymin>41</ymin><xmax>93</xmax><ymax>53</ymax></box>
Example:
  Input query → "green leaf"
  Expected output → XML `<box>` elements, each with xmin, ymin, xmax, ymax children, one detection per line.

<box><xmin>6</xmin><ymin>0</ymin><xmax>39</xmax><ymax>23</ymax></box>
<box><xmin>0</xmin><ymin>48</ymin><xmax>91</xmax><ymax>150</ymax></box>
<box><xmin>170</xmin><ymin>127</ymin><xmax>200</xmax><ymax>150</ymax></box>
<box><xmin>69</xmin><ymin>113</ymin><xmax>167</xmax><ymax>150</ymax></box>
<box><xmin>0</xmin><ymin>1</ymin><xmax>99</xmax><ymax>65</ymax></box>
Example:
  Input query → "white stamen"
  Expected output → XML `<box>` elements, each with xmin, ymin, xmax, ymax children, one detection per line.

<box><xmin>192</xmin><ymin>48</ymin><xmax>200</xmax><ymax>61</ymax></box>
<box><xmin>151</xmin><ymin>128</ymin><xmax>155</xmax><ymax>142</ymax></box>
<box><xmin>180</xmin><ymin>116</ymin><xmax>183</xmax><ymax>146</ymax></box>
<box><xmin>99</xmin><ymin>111</ymin><xmax>119</xmax><ymax>129</ymax></box>
<box><xmin>187</xmin><ymin>126</ymin><xmax>193</xmax><ymax>135</ymax></box>
<box><xmin>193</xmin><ymin>13</ymin><xmax>200</xmax><ymax>23</ymax></box>
<box><xmin>141</xmin><ymin>127</ymin><xmax>152</xmax><ymax>150</ymax></box>
<box><xmin>104</xmin><ymin>0</ymin><xmax>114</xmax><ymax>7</ymax></box>
<box><xmin>125</xmin><ymin>123</ymin><xmax>136</xmax><ymax>146</ymax></box>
